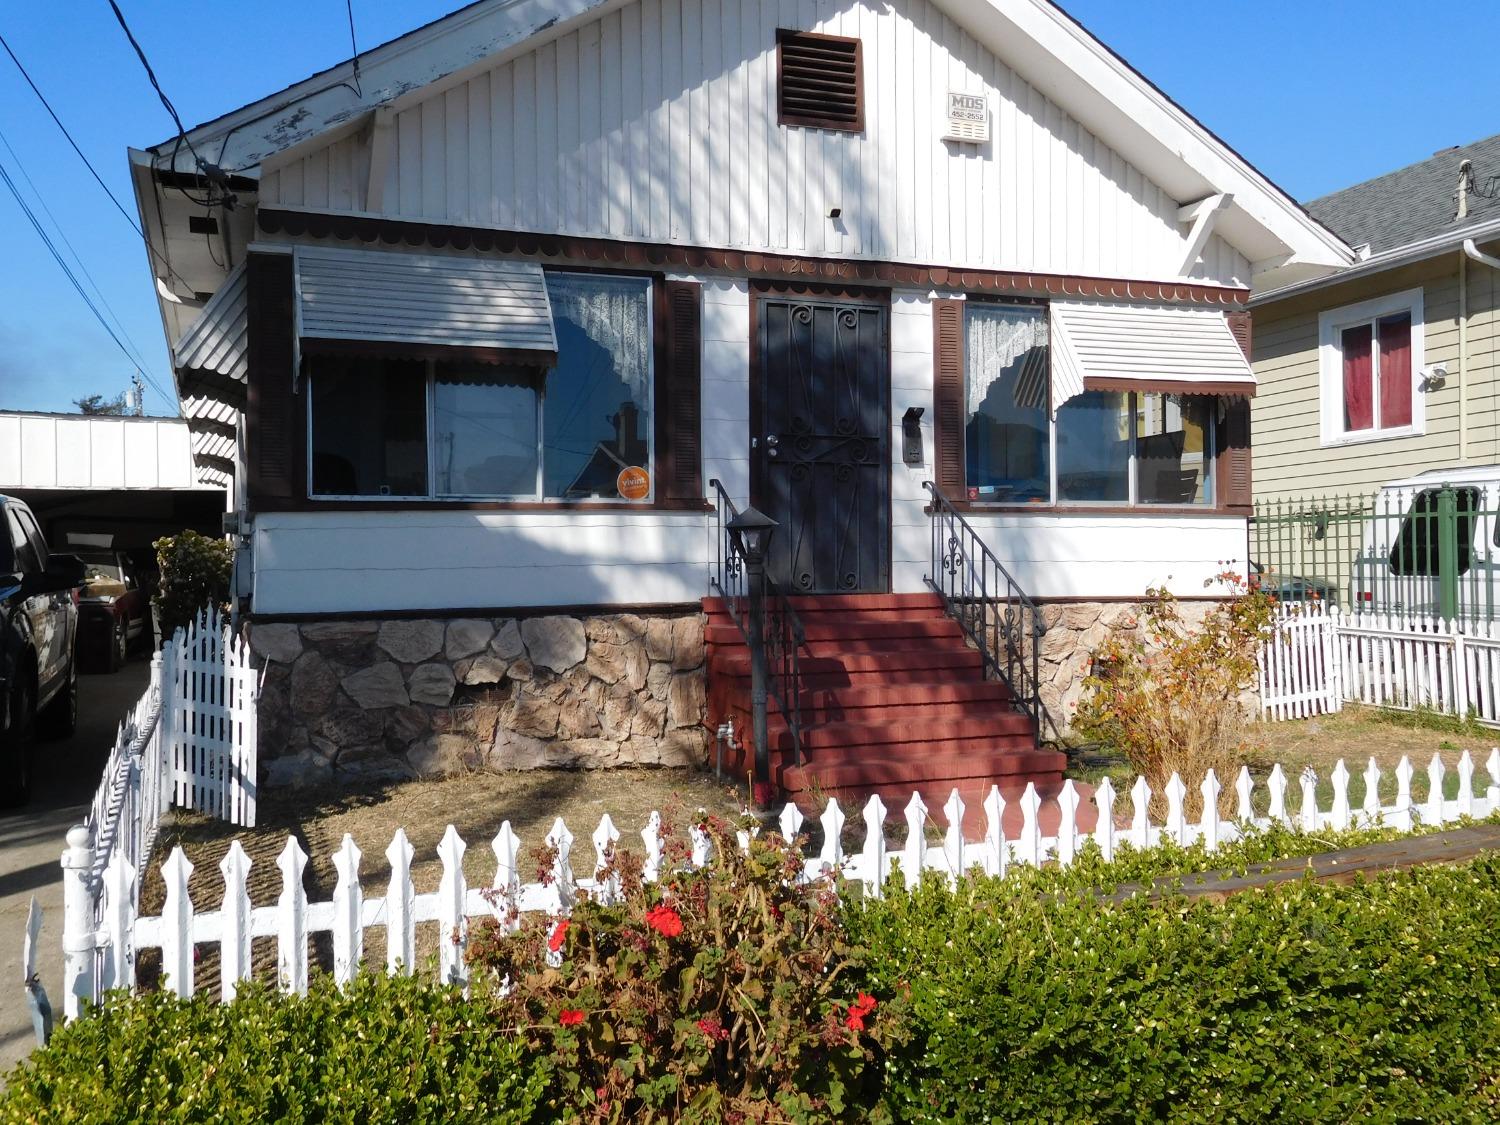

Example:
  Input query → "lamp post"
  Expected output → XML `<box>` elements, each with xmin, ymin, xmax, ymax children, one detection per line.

<box><xmin>725</xmin><ymin>507</ymin><xmax>778</xmax><ymax>805</ymax></box>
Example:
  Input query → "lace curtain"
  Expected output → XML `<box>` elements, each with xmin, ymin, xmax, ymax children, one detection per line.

<box><xmin>965</xmin><ymin>304</ymin><xmax>1050</xmax><ymax>416</ymax></box>
<box><xmin>545</xmin><ymin>272</ymin><xmax>653</xmax><ymax>407</ymax></box>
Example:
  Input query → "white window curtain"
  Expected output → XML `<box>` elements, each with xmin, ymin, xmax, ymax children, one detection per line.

<box><xmin>965</xmin><ymin>304</ymin><xmax>1050</xmax><ymax>415</ymax></box>
<box><xmin>544</xmin><ymin>272</ymin><xmax>653</xmax><ymax>407</ymax></box>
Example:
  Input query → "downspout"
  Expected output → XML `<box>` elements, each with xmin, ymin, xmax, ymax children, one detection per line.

<box><xmin>1462</xmin><ymin>238</ymin><xmax>1500</xmax><ymax>460</ymax></box>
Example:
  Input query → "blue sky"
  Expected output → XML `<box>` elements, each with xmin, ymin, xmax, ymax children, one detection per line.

<box><xmin>1</xmin><ymin>1</ymin><xmax>1497</xmax><ymax>417</ymax></box>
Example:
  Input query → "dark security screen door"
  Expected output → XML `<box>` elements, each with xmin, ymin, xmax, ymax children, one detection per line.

<box><xmin>756</xmin><ymin>297</ymin><xmax>889</xmax><ymax>594</ymax></box>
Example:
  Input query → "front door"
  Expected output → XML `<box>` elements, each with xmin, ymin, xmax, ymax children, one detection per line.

<box><xmin>755</xmin><ymin>295</ymin><xmax>889</xmax><ymax>594</ymax></box>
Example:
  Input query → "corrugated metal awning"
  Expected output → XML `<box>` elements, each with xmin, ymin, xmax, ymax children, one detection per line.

<box><xmin>295</xmin><ymin>245</ymin><xmax>558</xmax><ymax>362</ymax></box>
<box><xmin>1049</xmin><ymin>301</ymin><xmax>1254</xmax><ymax>412</ymax></box>
<box><xmin>173</xmin><ymin>261</ymin><xmax>248</xmax><ymax>383</ymax></box>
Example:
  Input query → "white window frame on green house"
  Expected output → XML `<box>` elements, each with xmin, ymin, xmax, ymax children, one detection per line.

<box><xmin>1317</xmin><ymin>286</ymin><xmax>1426</xmax><ymax>448</ymax></box>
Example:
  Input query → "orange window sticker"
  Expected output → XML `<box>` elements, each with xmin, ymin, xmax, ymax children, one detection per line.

<box><xmin>617</xmin><ymin>466</ymin><xmax>651</xmax><ymax>500</ymax></box>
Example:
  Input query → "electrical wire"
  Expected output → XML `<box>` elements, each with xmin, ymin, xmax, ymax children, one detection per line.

<box><xmin>0</xmin><ymin>28</ymin><xmax>195</xmax><ymax>291</ymax></box>
<box><xmin>0</xmin><ymin>125</ymin><xmax>154</xmax><ymax>377</ymax></box>
<box><xmin>345</xmin><ymin>0</ymin><xmax>363</xmax><ymax>99</ymax></box>
<box><xmin>105</xmin><ymin>0</ymin><xmax>202</xmax><ymax>169</ymax></box>
<box><xmin>0</xmin><ymin>154</ymin><xmax>177</xmax><ymax>413</ymax></box>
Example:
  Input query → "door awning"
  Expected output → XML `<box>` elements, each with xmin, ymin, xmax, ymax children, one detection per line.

<box><xmin>174</xmin><ymin>261</ymin><xmax>248</xmax><ymax>385</ymax></box>
<box><xmin>1049</xmin><ymin>301</ymin><xmax>1255</xmax><ymax>412</ymax></box>
<box><xmin>295</xmin><ymin>245</ymin><xmax>558</xmax><ymax>364</ymax></box>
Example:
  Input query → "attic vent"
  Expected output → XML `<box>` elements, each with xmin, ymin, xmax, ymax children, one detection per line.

<box><xmin>777</xmin><ymin>29</ymin><xmax>863</xmax><ymax>133</ymax></box>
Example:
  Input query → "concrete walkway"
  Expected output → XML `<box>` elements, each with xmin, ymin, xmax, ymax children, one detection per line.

<box><xmin>0</xmin><ymin>659</ymin><xmax>149</xmax><ymax>1075</ymax></box>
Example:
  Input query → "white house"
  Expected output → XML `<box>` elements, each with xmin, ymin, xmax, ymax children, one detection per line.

<box><xmin>131</xmin><ymin>0</ymin><xmax>1351</xmax><ymax>809</ymax></box>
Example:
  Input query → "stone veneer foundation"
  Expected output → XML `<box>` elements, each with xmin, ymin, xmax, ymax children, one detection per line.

<box><xmin>1036</xmin><ymin>600</ymin><xmax>1217</xmax><ymax>738</ymax></box>
<box><xmin>249</xmin><ymin>611</ymin><xmax>708</xmax><ymax>788</ymax></box>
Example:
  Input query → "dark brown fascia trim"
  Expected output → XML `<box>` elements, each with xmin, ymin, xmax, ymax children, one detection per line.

<box><xmin>301</xmin><ymin>337</ymin><xmax>556</xmax><ymax>368</ymax></box>
<box><xmin>749</xmin><ymin>277</ymin><xmax>890</xmax><ymax>301</ymax></box>
<box><xmin>263</xmin><ymin>498</ymin><xmax>714</xmax><ymax>514</ymax></box>
<box><xmin>257</xmin><ymin>209</ymin><xmax>1250</xmax><ymax>308</ymax></box>
<box><xmin>1081</xmin><ymin>377</ymin><xmax>1257</xmax><ymax>398</ymax></box>
<box><xmin>248</xmin><ymin>601</ymin><xmax>705</xmax><ymax>624</ymax></box>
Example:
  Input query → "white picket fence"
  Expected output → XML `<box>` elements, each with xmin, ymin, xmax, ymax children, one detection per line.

<box><xmin>61</xmin><ymin>607</ymin><xmax>258</xmax><ymax>1018</ymax></box>
<box><xmin>1259</xmin><ymin>604</ymin><xmax>1500</xmax><ymax>723</ymax></box>
<box><xmin>57</xmin><ymin>751</ymin><xmax>1500</xmax><ymax>1016</ymax></box>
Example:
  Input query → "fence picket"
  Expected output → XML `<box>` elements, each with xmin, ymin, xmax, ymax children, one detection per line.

<box><xmin>1394</xmin><ymin>757</ymin><xmax>1415</xmax><ymax>831</ymax></box>
<box><xmin>1457</xmin><ymin>751</ymin><xmax>1476</xmax><ymax>818</ymax></box>
<box><xmin>1057</xmin><ymin>780</ymin><xmax>1080</xmax><ymax>865</ymax></box>
<box><xmin>1234</xmin><ymin>766</ymin><xmax>1254</xmax><ymax>824</ymax></box>
<box><xmin>437</xmin><ymin>825</ymin><xmax>468</xmax><ymax>987</ymax></box>
<box><xmin>901</xmin><ymin>792</ymin><xmax>927</xmax><ymax>891</ymax></box>
<box><xmin>860</xmin><ymin>795</ymin><xmax>887</xmax><ymax>897</ymax></box>
<box><xmin>1268</xmin><ymin>764</ymin><xmax>1289</xmax><ymax>826</ymax></box>
<box><xmin>332</xmin><ymin>835</ymin><xmax>363</xmax><ymax>987</ymax></box>
<box><xmin>592</xmin><ymin>816</ymin><xmax>621</xmax><ymax>905</ymax></box>
<box><xmin>1200</xmin><ymin>770</ymin><xmax>1221</xmax><ymax>850</ymax></box>
<box><xmin>1487</xmin><ymin>749</ymin><xmax>1500</xmax><ymax>811</ymax></box>
<box><xmin>1363</xmin><ymin>758</ymin><xmax>1383</xmax><ymax>826</ymax></box>
<box><xmin>100</xmin><ymin>851</ymin><xmax>135</xmax><ymax>994</ymax></box>
<box><xmin>1016</xmin><ymin>783</ymin><xmax>1042</xmax><ymax>866</ymax></box>
<box><xmin>1330</xmin><ymin>761</ymin><xmax>1351</xmax><ymax>831</ymax></box>
<box><xmin>641</xmin><ymin>812</ymin><xmax>664</xmax><ymax>883</ymax></box>
<box><xmin>160</xmin><ymin>847</ymin><xmax>194</xmax><ymax>1000</ymax></box>
<box><xmin>276</xmin><ymin>837</ymin><xmax>309</xmax><ymax>996</ymax></box>
<box><xmin>218</xmin><ymin>841</ymin><xmax>251</xmax><ymax>1001</ymax></box>
<box><xmin>1092</xmin><ymin>777</ymin><xmax>1115</xmax><ymax>863</ymax></box>
<box><xmin>820</xmin><ymin>799</ymin><xmax>846</xmax><ymax>876</ymax></box>
<box><xmin>385</xmin><ymin>829</ymin><xmax>416</xmax><ymax>974</ymax></box>
<box><xmin>1299</xmin><ymin>768</ymin><xmax>1319</xmax><ymax>832</ymax></box>
<box><xmin>982</xmin><ymin>786</ymin><xmax>1007</xmax><ymax>876</ymax></box>
<box><xmin>1426</xmin><ymin>754</ymin><xmax>1446</xmax><ymax>826</ymax></box>
<box><xmin>941</xmin><ymin>790</ymin><xmax>964</xmax><ymax>885</ymax></box>
<box><xmin>1129</xmin><ymin>776</ymin><xmax>1151</xmax><ymax>850</ymax></box>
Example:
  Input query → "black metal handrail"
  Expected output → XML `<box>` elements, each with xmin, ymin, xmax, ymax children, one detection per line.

<box><xmin>708</xmin><ymin>479</ymin><xmax>808</xmax><ymax>765</ymax></box>
<box><xmin>923</xmin><ymin>481</ymin><xmax>1047</xmax><ymax>745</ymax></box>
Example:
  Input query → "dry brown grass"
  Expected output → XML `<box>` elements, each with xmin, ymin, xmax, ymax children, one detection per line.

<box><xmin>138</xmin><ymin>767</ymin><xmax>748</xmax><ymax>993</ymax></box>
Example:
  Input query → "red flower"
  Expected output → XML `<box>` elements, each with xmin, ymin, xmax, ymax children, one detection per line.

<box><xmin>845</xmin><ymin>993</ymin><xmax>878</xmax><ymax>1031</ymax></box>
<box><xmin>696</xmin><ymin>1016</ymin><xmax>729</xmax><ymax>1042</ymax></box>
<box><xmin>559</xmin><ymin>1008</ymin><xmax>586</xmax><ymax>1027</ymax></box>
<box><xmin>645</xmin><ymin>904</ymin><xmax>684</xmax><ymax>938</ymax></box>
<box><xmin>547</xmin><ymin>919</ymin><xmax>570</xmax><ymax>953</ymax></box>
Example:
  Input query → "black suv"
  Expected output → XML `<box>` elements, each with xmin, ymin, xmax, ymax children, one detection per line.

<box><xmin>1</xmin><ymin>495</ymin><xmax>85</xmax><ymax>806</ymax></box>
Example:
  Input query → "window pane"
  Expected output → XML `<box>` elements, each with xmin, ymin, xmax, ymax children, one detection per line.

<box><xmin>1055</xmin><ymin>390</ymin><xmax>1130</xmax><ymax>503</ymax></box>
<box><xmin>1135</xmin><ymin>393</ymin><xmax>1214</xmax><ymax>505</ymax></box>
<box><xmin>310</xmin><ymin>356</ymin><xmax>428</xmax><ymax>496</ymax></box>
<box><xmin>543</xmin><ymin>273</ymin><xmax>653</xmax><ymax>499</ymax></box>
<box><xmin>1341</xmin><ymin>323</ymin><xmax>1374</xmax><ymax>432</ymax></box>
<box><xmin>1391</xmin><ymin>488</ymin><xmax>1478</xmax><ymax>577</ymax></box>
<box><xmin>433</xmin><ymin>368</ymin><xmax>540</xmax><ymax>497</ymax></box>
<box><xmin>964</xmin><ymin>304</ymin><xmax>1050</xmax><ymax>502</ymax></box>
<box><xmin>1377</xmin><ymin>313</ymin><xmax>1412</xmax><ymax>429</ymax></box>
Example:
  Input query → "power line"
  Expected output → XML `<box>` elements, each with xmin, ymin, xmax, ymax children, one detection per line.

<box><xmin>0</xmin><ymin>154</ymin><xmax>177</xmax><ymax>413</ymax></box>
<box><xmin>105</xmin><ymin>1</ymin><xmax>203</xmax><ymax>170</ymax></box>
<box><xmin>0</xmin><ymin>27</ymin><xmax>195</xmax><ymax>291</ymax></box>
<box><xmin>0</xmin><ymin>125</ymin><xmax>153</xmax><ymax>376</ymax></box>
<box><xmin>345</xmin><ymin>0</ymin><xmax>363</xmax><ymax>98</ymax></box>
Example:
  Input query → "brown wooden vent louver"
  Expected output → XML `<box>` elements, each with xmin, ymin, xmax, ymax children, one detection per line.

<box><xmin>777</xmin><ymin>29</ymin><xmax>863</xmax><ymax>133</ymax></box>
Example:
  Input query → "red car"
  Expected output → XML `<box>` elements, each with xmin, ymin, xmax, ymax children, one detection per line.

<box><xmin>76</xmin><ymin>550</ymin><xmax>151</xmax><ymax>672</ymax></box>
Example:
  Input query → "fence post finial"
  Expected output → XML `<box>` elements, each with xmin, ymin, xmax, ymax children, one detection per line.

<box><xmin>60</xmin><ymin>824</ymin><xmax>96</xmax><ymax>1021</ymax></box>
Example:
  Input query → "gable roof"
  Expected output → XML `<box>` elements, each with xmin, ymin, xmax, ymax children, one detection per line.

<box><xmin>135</xmin><ymin>0</ymin><xmax>1352</xmax><ymax>306</ymax></box>
<box><xmin>1305</xmin><ymin>133</ymin><xmax>1500</xmax><ymax>255</ymax></box>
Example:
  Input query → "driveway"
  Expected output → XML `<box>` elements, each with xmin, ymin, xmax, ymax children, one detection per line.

<box><xmin>0</xmin><ymin>657</ymin><xmax>150</xmax><ymax>1075</ymax></box>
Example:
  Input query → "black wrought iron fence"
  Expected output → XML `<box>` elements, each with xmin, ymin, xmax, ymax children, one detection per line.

<box><xmin>923</xmin><ymin>482</ymin><xmax>1046</xmax><ymax>744</ymax></box>
<box><xmin>708</xmin><ymin>480</ymin><xmax>807</xmax><ymax>765</ymax></box>
<box><xmin>1252</xmin><ymin>482</ymin><xmax>1500</xmax><ymax>628</ymax></box>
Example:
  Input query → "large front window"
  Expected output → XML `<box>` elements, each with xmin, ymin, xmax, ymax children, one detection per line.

<box><xmin>1319</xmin><ymin>288</ymin><xmax>1424</xmax><ymax>445</ymax></box>
<box><xmin>964</xmin><ymin>303</ymin><xmax>1215</xmax><ymax>506</ymax></box>
<box><xmin>309</xmin><ymin>271</ymin><xmax>654</xmax><ymax>501</ymax></box>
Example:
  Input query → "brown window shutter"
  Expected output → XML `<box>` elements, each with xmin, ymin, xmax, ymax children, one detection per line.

<box><xmin>657</xmin><ymin>280</ymin><xmax>702</xmax><ymax>504</ymax></box>
<box><xmin>1226</xmin><ymin>310</ymin><xmax>1253</xmax><ymax>361</ymax></box>
<box><xmin>1218</xmin><ymin>397</ymin><xmax>1252</xmax><ymax>513</ymax></box>
<box><xmin>932</xmin><ymin>298</ymin><xmax>966</xmax><ymax>500</ymax></box>
<box><xmin>245</xmin><ymin>252</ymin><xmax>300</xmax><ymax>505</ymax></box>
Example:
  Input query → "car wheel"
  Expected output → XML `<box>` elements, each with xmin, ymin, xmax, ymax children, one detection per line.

<box><xmin>39</xmin><ymin>657</ymin><xmax>78</xmax><ymax>741</ymax></box>
<box><xmin>0</xmin><ymin>677</ymin><xmax>35</xmax><ymax>809</ymax></box>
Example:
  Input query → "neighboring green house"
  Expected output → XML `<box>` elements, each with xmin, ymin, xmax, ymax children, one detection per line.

<box><xmin>1252</xmin><ymin>134</ymin><xmax>1500</xmax><ymax>502</ymax></box>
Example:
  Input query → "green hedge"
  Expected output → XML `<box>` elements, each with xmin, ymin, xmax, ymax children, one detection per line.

<box><xmin>850</xmin><ymin>854</ymin><xmax>1500</xmax><ymax>1122</ymax></box>
<box><xmin>1</xmin><ymin>974</ymin><xmax>547</xmax><ymax>1124</ymax></box>
<box><xmin>7</xmin><ymin>827</ymin><xmax>1500</xmax><ymax>1122</ymax></box>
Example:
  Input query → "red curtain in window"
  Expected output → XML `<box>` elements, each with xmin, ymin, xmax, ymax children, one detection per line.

<box><xmin>1341</xmin><ymin>323</ymin><xmax>1374</xmax><ymax>432</ymax></box>
<box><xmin>1378</xmin><ymin>313</ymin><xmax>1413</xmax><ymax>429</ymax></box>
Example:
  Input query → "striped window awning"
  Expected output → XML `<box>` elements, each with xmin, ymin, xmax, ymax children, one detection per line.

<box><xmin>295</xmin><ymin>245</ymin><xmax>558</xmax><ymax>364</ymax></box>
<box><xmin>1049</xmin><ymin>301</ymin><xmax>1255</xmax><ymax>413</ymax></box>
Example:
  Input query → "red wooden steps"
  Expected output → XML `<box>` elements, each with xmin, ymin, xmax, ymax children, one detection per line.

<box><xmin>703</xmin><ymin>591</ymin><xmax>1067</xmax><ymax>832</ymax></box>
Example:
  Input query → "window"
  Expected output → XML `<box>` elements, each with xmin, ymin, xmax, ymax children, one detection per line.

<box><xmin>1319</xmin><ymin>288</ymin><xmax>1424</xmax><ymax>445</ymax></box>
<box><xmin>776</xmin><ymin>29</ymin><xmax>863</xmax><ymax>132</ymax></box>
<box><xmin>308</xmin><ymin>271</ymin><xmax>654</xmax><ymax>502</ymax></box>
<box><xmin>962</xmin><ymin>304</ymin><xmax>1216</xmax><ymax>506</ymax></box>
<box><xmin>1390</xmin><ymin>487</ymin><xmax>1478</xmax><ymax>577</ymax></box>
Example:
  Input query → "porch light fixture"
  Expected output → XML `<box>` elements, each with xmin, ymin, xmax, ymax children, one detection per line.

<box><xmin>726</xmin><ymin>507</ymin><xmax>778</xmax><ymax>567</ymax></box>
<box><xmin>725</xmin><ymin>506</ymin><xmax>778</xmax><ymax>803</ymax></box>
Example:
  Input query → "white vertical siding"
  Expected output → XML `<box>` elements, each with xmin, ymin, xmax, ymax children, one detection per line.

<box><xmin>0</xmin><ymin>414</ymin><xmax>213</xmax><ymax>491</ymax></box>
<box><xmin>261</xmin><ymin>0</ymin><xmax>1250</xmax><ymax>288</ymax></box>
<box><xmin>700</xmin><ymin>278</ymin><xmax>751</xmax><ymax>509</ymax></box>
